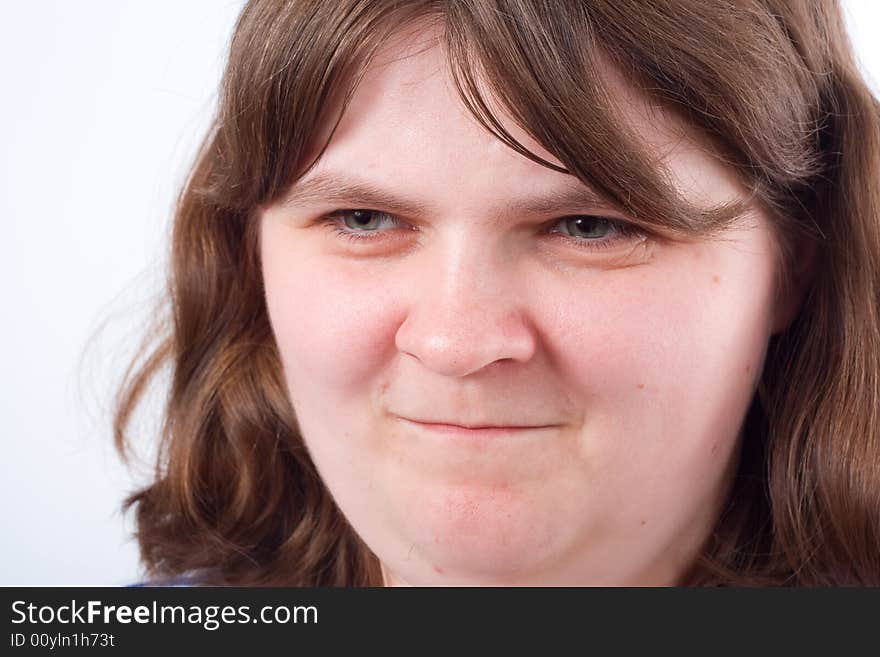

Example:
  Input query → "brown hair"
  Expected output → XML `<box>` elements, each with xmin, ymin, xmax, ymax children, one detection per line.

<box><xmin>115</xmin><ymin>0</ymin><xmax>880</xmax><ymax>585</ymax></box>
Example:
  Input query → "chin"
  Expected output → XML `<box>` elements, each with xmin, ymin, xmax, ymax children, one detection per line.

<box><xmin>378</xmin><ymin>480</ymin><xmax>580</xmax><ymax>585</ymax></box>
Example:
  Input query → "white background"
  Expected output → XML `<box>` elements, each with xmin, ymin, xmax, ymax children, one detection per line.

<box><xmin>2</xmin><ymin>1</ymin><xmax>878</xmax><ymax>585</ymax></box>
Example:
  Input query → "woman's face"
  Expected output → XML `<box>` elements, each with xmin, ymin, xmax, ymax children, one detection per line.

<box><xmin>260</xmin><ymin>29</ymin><xmax>786</xmax><ymax>585</ymax></box>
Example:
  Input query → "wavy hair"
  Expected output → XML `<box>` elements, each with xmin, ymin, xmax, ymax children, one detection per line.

<box><xmin>115</xmin><ymin>0</ymin><xmax>880</xmax><ymax>585</ymax></box>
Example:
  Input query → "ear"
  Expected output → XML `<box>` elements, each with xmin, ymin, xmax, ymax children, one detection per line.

<box><xmin>771</xmin><ymin>236</ymin><xmax>818</xmax><ymax>334</ymax></box>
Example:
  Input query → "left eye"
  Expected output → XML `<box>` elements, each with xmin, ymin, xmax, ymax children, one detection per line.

<box><xmin>553</xmin><ymin>215</ymin><xmax>618</xmax><ymax>240</ymax></box>
<box><xmin>339</xmin><ymin>210</ymin><xmax>396</xmax><ymax>232</ymax></box>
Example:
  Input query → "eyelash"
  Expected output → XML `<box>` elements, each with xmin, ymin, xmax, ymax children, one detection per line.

<box><xmin>317</xmin><ymin>209</ymin><xmax>647</xmax><ymax>252</ymax></box>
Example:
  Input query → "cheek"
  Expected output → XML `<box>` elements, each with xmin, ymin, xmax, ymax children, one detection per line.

<box><xmin>546</xmin><ymin>267</ymin><xmax>769</xmax><ymax>396</ymax></box>
<box><xmin>537</xmin><ymin>243</ymin><xmax>775</xmax><ymax>471</ymax></box>
<box><xmin>263</xmin><ymin>254</ymin><xmax>399</xmax><ymax>401</ymax></box>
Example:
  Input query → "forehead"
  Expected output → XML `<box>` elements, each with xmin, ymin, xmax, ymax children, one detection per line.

<box><xmin>296</xmin><ymin>22</ymin><xmax>745</xmax><ymax>212</ymax></box>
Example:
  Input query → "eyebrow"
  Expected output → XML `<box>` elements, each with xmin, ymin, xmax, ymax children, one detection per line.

<box><xmin>279</xmin><ymin>173</ymin><xmax>616</xmax><ymax>218</ymax></box>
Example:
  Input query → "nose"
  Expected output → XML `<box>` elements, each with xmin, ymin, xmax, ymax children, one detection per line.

<box><xmin>394</xmin><ymin>238</ymin><xmax>537</xmax><ymax>377</ymax></box>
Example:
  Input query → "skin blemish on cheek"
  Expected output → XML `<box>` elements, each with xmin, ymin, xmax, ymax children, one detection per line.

<box><xmin>712</xmin><ymin>275</ymin><xmax>721</xmax><ymax>284</ymax></box>
<box><xmin>636</xmin><ymin>383</ymin><xmax>645</xmax><ymax>390</ymax></box>
<box><xmin>433</xmin><ymin>565</ymin><xmax>444</xmax><ymax>574</ymax></box>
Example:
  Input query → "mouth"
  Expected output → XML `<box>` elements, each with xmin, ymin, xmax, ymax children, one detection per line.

<box><xmin>400</xmin><ymin>418</ymin><xmax>560</xmax><ymax>437</ymax></box>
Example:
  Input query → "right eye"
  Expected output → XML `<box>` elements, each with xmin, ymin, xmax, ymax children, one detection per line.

<box><xmin>319</xmin><ymin>209</ymin><xmax>403</xmax><ymax>242</ymax></box>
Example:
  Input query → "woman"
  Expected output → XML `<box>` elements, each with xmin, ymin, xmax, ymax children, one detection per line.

<box><xmin>115</xmin><ymin>0</ymin><xmax>880</xmax><ymax>585</ymax></box>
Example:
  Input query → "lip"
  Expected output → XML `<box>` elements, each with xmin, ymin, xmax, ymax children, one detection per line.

<box><xmin>400</xmin><ymin>418</ymin><xmax>558</xmax><ymax>437</ymax></box>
